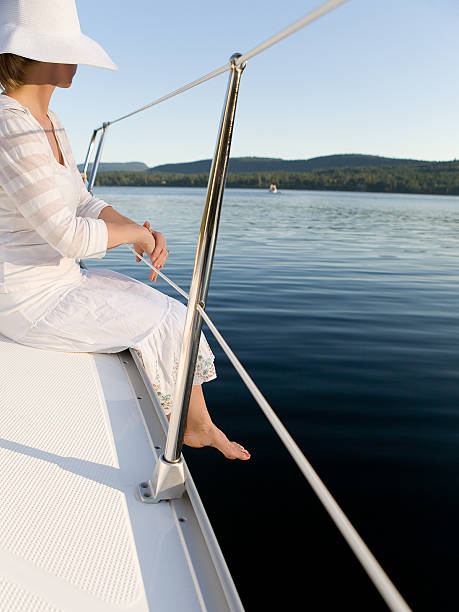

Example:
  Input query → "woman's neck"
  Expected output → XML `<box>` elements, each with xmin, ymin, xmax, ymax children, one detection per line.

<box><xmin>4</xmin><ymin>84</ymin><xmax>55</xmax><ymax>123</ymax></box>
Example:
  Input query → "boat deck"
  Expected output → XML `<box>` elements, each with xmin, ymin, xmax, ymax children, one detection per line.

<box><xmin>0</xmin><ymin>334</ymin><xmax>242</xmax><ymax>611</ymax></box>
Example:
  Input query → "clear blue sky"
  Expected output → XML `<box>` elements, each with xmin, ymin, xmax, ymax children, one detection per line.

<box><xmin>52</xmin><ymin>0</ymin><xmax>459</xmax><ymax>167</ymax></box>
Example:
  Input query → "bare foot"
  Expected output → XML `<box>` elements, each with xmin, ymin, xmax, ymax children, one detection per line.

<box><xmin>183</xmin><ymin>422</ymin><xmax>251</xmax><ymax>460</ymax></box>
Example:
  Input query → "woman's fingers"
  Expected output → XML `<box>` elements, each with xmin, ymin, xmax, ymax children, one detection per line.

<box><xmin>153</xmin><ymin>249</ymin><xmax>168</xmax><ymax>270</ymax></box>
<box><xmin>150</xmin><ymin>265</ymin><xmax>158</xmax><ymax>281</ymax></box>
<box><xmin>149</xmin><ymin>256</ymin><xmax>160</xmax><ymax>281</ymax></box>
<box><xmin>149</xmin><ymin>248</ymin><xmax>169</xmax><ymax>282</ymax></box>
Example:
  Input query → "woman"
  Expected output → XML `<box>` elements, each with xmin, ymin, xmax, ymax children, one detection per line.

<box><xmin>0</xmin><ymin>0</ymin><xmax>250</xmax><ymax>460</ymax></box>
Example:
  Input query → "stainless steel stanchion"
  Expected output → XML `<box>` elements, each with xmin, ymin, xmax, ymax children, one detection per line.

<box><xmin>87</xmin><ymin>123</ymin><xmax>109</xmax><ymax>193</ymax></box>
<box><xmin>139</xmin><ymin>53</ymin><xmax>246</xmax><ymax>503</ymax></box>
<box><xmin>81</xmin><ymin>128</ymin><xmax>98</xmax><ymax>185</ymax></box>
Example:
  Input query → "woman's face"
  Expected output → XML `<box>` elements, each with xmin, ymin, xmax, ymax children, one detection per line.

<box><xmin>23</xmin><ymin>61</ymin><xmax>78</xmax><ymax>88</ymax></box>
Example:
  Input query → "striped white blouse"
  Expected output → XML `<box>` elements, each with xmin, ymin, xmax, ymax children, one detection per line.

<box><xmin>0</xmin><ymin>94</ymin><xmax>110</xmax><ymax>340</ymax></box>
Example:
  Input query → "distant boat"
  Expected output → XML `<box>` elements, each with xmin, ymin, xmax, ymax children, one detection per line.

<box><xmin>269</xmin><ymin>183</ymin><xmax>278</xmax><ymax>193</ymax></box>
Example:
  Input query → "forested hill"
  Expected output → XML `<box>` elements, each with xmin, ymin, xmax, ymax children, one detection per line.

<box><xmin>149</xmin><ymin>154</ymin><xmax>423</xmax><ymax>174</ymax></box>
<box><xmin>77</xmin><ymin>155</ymin><xmax>442</xmax><ymax>175</ymax></box>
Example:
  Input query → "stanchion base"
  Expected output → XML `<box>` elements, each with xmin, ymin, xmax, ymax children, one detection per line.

<box><xmin>137</xmin><ymin>454</ymin><xmax>186</xmax><ymax>503</ymax></box>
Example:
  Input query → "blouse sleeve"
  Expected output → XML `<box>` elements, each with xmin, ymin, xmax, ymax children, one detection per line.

<box><xmin>76</xmin><ymin>175</ymin><xmax>112</xmax><ymax>220</ymax></box>
<box><xmin>0</xmin><ymin>112</ymin><xmax>108</xmax><ymax>260</ymax></box>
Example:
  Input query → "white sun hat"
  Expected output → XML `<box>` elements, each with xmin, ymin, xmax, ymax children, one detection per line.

<box><xmin>0</xmin><ymin>0</ymin><xmax>118</xmax><ymax>70</ymax></box>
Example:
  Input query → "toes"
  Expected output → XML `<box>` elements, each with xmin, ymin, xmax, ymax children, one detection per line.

<box><xmin>234</xmin><ymin>442</ymin><xmax>249</xmax><ymax>453</ymax></box>
<box><xmin>232</xmin><ymin>442</ymin><xmax>251</xmax><ymax>460</ymax></box>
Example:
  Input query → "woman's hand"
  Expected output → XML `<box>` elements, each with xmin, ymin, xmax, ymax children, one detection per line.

<box><xmin>133</xmin><ymin>221</ymin><xmax>169</xmax><ymax>282</ymax></box>
<box><xmin>148</xmin><ymin>222</ymin><xmax>168</xmax><ymax>270</ymax></box>
<box><xmin>133</xmin><ymin>225</ymin><xmax>158</xmax><ymax>282</ymax></box>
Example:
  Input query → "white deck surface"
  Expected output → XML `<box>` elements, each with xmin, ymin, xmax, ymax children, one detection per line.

<box><xmin>0</xmin><ymin>334</ymin><xmax>239</xmax><ymax>611</ymax></box>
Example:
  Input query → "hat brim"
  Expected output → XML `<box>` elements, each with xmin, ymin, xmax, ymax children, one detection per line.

<box><xmin>0</xmin><ymin>23</ymin><xmax>118</xmax><ymax>70</ymax></box>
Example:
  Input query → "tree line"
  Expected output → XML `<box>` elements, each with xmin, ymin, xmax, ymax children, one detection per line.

<box><xmin>93</xmin><ymin>162</ymin><xmax>459</xmax><ymax>196</ymax></box>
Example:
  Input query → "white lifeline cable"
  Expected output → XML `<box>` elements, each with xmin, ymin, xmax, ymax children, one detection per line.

<box><xmin>124</xmin><ymin>244</ymin><xmax>412</xmax><ymax>612</ymax></box>
<box><xmin>235</xmin><ymin>0</ymin><xmax>350</xmax><ymax>66</ymax></box>
<box><xmin>106</xmin><ymin>64</ymin><xmax>230</xmax><ymax>126</ymax></box>
<box><xmin>103</xmin><ymin>0</ymin><xmax>350</xmax><ymax>128</ymax></box>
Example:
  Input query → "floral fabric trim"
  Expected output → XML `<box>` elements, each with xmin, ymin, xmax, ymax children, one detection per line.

<box><xmin>134</xmin><ymin>346</ymin><xmax>216</xmax><ymax>416</ymax></box>
<box><xmin>195</xmin><ymin>352</ymin><xmax>216</xmax><ymax>383</ymax></box>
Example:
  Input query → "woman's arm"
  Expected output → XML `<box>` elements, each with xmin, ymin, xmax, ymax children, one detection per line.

<box><xmin>97</xmin><ymin>205</ymin><xmax>136</xmax><ymax>226</ymax></box>
<box><xmin>105</xmin><ymin>221</ymin><xmax>147</xmax><ymax>249</ymax></box>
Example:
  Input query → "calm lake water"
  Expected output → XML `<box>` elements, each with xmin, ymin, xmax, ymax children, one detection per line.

<box><xmin>85</xmin><ymin>186</ymin><xmax>459</xmax><ymax>612</ymax></box>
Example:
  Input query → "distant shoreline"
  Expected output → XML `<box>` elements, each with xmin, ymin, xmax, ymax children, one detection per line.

<box><xmin>93</xmin><ymin>164</ymin><xmax>459</xmax><ymax>197</ymax></box>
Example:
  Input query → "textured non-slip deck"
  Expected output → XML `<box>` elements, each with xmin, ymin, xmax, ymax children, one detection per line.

<box><xmin>0</xmin><ymin>334</ymin><xmax>238</xmax><ymax>612</ymax></box>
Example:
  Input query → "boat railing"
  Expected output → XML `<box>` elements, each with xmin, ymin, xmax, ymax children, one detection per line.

<box><xmin>82</xmin><ymin>2</ymin><xmax>412</xmax><ymax>610</ymax></box>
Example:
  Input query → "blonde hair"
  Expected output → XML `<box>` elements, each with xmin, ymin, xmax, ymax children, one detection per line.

<box><xmin>0</xmin><ymin>53</ymin><xmax>36</xmax><ymax>91</ymax></box>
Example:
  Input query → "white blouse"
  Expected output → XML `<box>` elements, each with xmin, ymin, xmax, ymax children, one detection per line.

<box><xmin>0</xmin><ymin>94</ymin><xmax>110</xmax><ymax>340</ymax></box>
